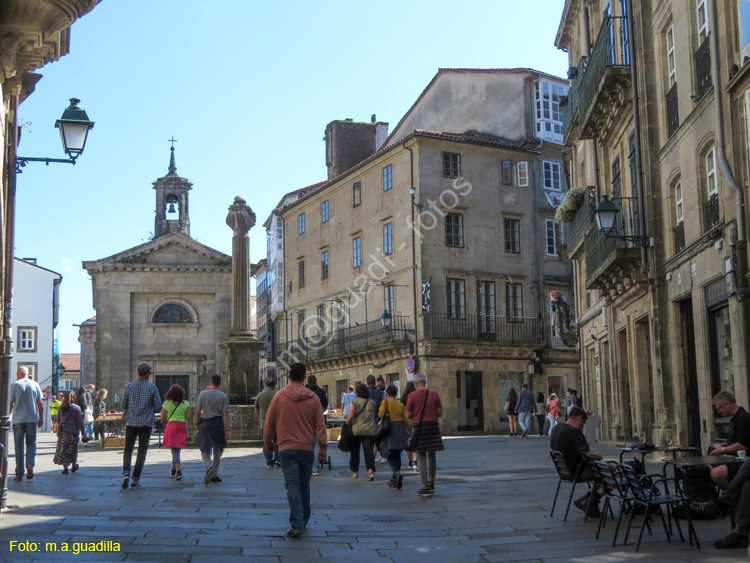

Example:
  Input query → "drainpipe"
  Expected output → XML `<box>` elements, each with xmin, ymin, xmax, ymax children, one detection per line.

<box><xmin>584</xmin><ymin>3</ymin><xmax>602</xmax><ymax>201</ymax></box>
<box><xmin>401</xmin><ymin>139</ymin><xmax>420</xmax><ymax>368</ymax></box>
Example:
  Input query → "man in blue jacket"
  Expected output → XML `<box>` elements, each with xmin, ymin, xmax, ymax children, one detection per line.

<box><xmin>516</xmin><ymin>383</ymin><xmax>536</xmax><ymax>438</ymax></box>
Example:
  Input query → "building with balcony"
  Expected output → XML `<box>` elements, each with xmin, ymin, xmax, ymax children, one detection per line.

<box><xmin>273</xmin><ymin>69</ymin><xmax>579</xmax><ymax>434</ymax></box>
<box><xmin>556</xmin><ymin>0</ymin><xmax>750</xmax><ymax>451</ymax></box>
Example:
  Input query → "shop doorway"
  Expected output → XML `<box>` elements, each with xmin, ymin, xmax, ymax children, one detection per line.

<box><xmin>617</xmin><ymin>329</ymin><xmax>633</xmax><ymax>441</ymax></box>
<box><xmin>679</xmin><ymin>298</ymin><xmax>702</xmax><ymax>447</ymax></box>
<box><xmin>457</xmin><ymin>371</ymin><xmax>483</xmax><ymax>431</ymax></box>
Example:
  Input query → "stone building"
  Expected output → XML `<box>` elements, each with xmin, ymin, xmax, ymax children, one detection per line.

<box><xmin>273</xmin><ymin>69</ymin><xmax>579</xmax><ymax>434</ymax></box>
<box><xmin>556</xmin><ymin>0</ymin><xmax>750</xmax><ymax>450</ymax></box>
<box><xmin>83</xmin><ymin>149</ymin><xmax>232</xmax><ymax>404</ymax></box>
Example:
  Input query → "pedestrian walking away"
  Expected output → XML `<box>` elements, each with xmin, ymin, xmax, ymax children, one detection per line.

<box><xmin>405</xmin><ymin>373</ymin><xmax>443</xmax><ymax>497</ymax></box>
<box><xmin>305</xmin><ymin>374</ymin><xmax>329</xmax><ymax>476</ymax></box>
<box><xmin>347</xmin><ymin>382</ymin><xmax>376</xmax><ymax>480</ymax></box>
<box><xmin>367</xmin><ymin>375</ymin><xmax>386</xmax><ymax>464</ymax></box>
<box><xmin>379</xmin><ymin>385</ymin><xmax>411</xmax><ymax>490</ymax></box>
<box><xmin>535</xmin><ymin>392</ymin><xmax>546</xmax><ymax>436</ymax></box>
<box><xmin>161</xmin><ymin>384</ymin><xmax>191</xmax><ymax>480</ymax></box>
<box><xmin>92</xmin><ymin>389</ymin><xmax>108</xmax><ymax>442</ymax></box>
<box><xmin>75</xmin><ymin>386</ymin><xmax>93</xmax><ymax>442</ymax></box>
<box><xmin>545</xmin><ymin>393</ymin><xmax>559</xmax><ymax>435</ymax></box>
<box><xmin>401</xmin><ymin>381</ymin><xmax>418</xmax><ymax>471</ymax></box>
<box><xmin>51</xmin><ymin>393</ymin><xmax>62</xmax><ymax>434</ymax></box>
<box><xmin>53</xmin><ymin>393</ymin><xmax>88</xmax><ymax>474</ymax></box>
<box><xmin>255</xmin><ymin>377</ymin><xmax>279</xmax><ymax>468</ymax></box>
<box><xmin>263</xmin><ymin>362</ymin><xmax>327</xmax><ymax>538</ymax></box>
<box><xmin>516</xmin><ymin>383</ymin><xmax>536</xmax><ymax>438</ymax></box>
<box><xmin>120</xmin><ymin>362</ymin><xmax>162</xmax><ymax>489</ymax></box>
<box><xmin>10</xmin><ymin>366</ymin><xmax>44</xmax><ymax>481</ymax></box>
<box><xmin>340</xmin><ymin>385</ymin><xmax>356</xmax><ymax>416</ymax></box>
<box><xmin>195</xmin><ymin>375</ymin><xmax>231</xmax><ymax>484</ymax></box>
<box><xmin>505</xmin><ymin>388</ymin><xmax>518</xmax><ymax>437</ymax></box>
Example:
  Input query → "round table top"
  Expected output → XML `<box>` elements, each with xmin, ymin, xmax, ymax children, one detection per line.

<box><xmin>663</xmin><ymin>455</ymin><xmax>744</xmax><ymax>466</ymax></box>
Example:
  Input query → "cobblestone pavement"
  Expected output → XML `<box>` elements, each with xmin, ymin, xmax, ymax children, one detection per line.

<box><xmin>0</xmin><ymin>432</ymin><xmax>746</xmax><ymax>562</ymax></box>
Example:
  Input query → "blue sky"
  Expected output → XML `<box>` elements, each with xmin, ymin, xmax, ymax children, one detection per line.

<box><xmin>14</xmin><ymin>0</ymin><xmax>569</xmax><ymax>352</ymax></box>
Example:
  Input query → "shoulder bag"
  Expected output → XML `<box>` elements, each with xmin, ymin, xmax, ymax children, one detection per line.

<box><xmin>337</xmin><ymin>401</ymin><xmax>366</xmax><ymax>453</ymax></box>
<box><xmin>407</xmin><ymin>390</ymin><xmax>430</xmax><ymax>451</ymax></box>
<box><xmin>375</xmin><ymin>397</ymin><xmax>391</xmax><ymax>442</ymax></box>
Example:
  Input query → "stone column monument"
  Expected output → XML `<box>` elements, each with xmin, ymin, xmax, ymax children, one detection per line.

<box><xmin>220</xmin><ymin>196</ymin><xmax>263</xmax><ymax>406</ymax></box>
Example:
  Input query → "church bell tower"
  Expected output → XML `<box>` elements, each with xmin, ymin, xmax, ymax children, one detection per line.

<box><xmin>153</xmin><ymin>143</ymin><xmax>192</xmax><ymax>238</ymax></box>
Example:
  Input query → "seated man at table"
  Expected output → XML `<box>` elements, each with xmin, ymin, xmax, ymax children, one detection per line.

<box><xmin>708</xmin><ymin>391</ymin><xmax>750</xmax><ymax>489</ymax></box>
<box><xmin>696</xmin><ymin>458</ymin><xmax>750</xmax><ymax>549</ymax></box>
<box><xmin>550</xmin><ymin>406</ymin><xmax>603</xmax><ymax>517</ymax></box>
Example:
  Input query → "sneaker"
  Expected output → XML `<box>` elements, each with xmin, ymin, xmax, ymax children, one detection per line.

<box><xmin>204</xmin><ymin>467</ymin><xmax>215</xmax><ymax>485</ymax></box>
<box><xmin>413</xmin><ymin>464</ymin><xmax>419</xmax><ymax>472</ymax></box>
<box><xmin>312</xmin><ymin>470</ymin><xmax>320</xmax><ymax>477</ymax></box>
<box><xmin>379</xmin><ymin>457</ymin><xmax>388</xmax><ymax>464</ymax></box>
<box><xmin>396</xmin><ymin>473</ymin><xmax>404</xmax><ymax>490</ymax></box>
<box><xmin>417</xmin><ymin>487</ymin><xmax>432</xmax><ymax>497</ymax></box>
<box><xmin>408</xmin><ymin>462</ymin><xmax>413</xmax><ymax>470</ymax></box>
<box><xmin>13</xmin><ymin>475</ymin><xmax>22</xmax><ymax>482</ymax></box>
<box><xmin>521</xmin><ymin>429</ymin><xmax>528</xmax><ymax>438</ymax></box>
<box><xmin>427</xmin><ymin>485</ymin><xmax>435</xmax><ymax>494</ymax></box>
<box><xmin>130</xmin><ymin>480</ymin><xmax>140</xmax><ymax>489</ymax></box>
<box><xmin>26</xmin><ymin>467</ymin><xmax>34</xmax><ymax>480</ymax></box>
<box><xmin>170</xmin><ymin>468</ymin><xmax>176</xmax><ymax>478</ymax></box>
<box><xmin>211</xmin><ymin>476</ymin><xmax>222</xmax><ymax>483</ymax></box>
<box><xmin>121</xmin><ymin>475</ymin><xmax>130</xmax><ymax>489</ymax></box>
<box><xmin>374</xmin><ymin>455</ymin><xmax>384</xmax><ymax>463</ymax></box>
<box><xmin>61</xmin><ymin>468</ymin><xmax>69</xmax><ymax>475</ymax></box>
<box><xmin>274</xmin><ymin>461</ymin><xmax>282</xmax><ymax>468</ymax></box>
<box><xmin>368</xmin><ymin>473</ymin><xmax>375</xmax><ymax>481</ymax></box>
<box><xmin>174</xmin><ymin>471</ymin><xmax>183</xmax><ymax>481</ymax></box>
<box><xmin>286</xmin><ymin>527</ymin><xmax>304</xmax><ymax>538</ymax></box>
<box><xmin>71</xmin><ymin>464</ymin><xmax>79</xmax><ymax>473</ymax></box>
<box><xmin>714</xmin><ymin>532</ymin><xmax>749</xmax><ymax>549</ymax></box>
<box><xmin>266</xmin><ymin>464</ymin><xmax>275</xmax><ymax>469</ymax></box>
<box><xmin>388</xmin><ymin>478</ymin><xmax>397</xmax><ymax>488</ymax></box>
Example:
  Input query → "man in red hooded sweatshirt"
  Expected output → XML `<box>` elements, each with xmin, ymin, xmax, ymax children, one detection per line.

<box><xmin>264</xmin><ymin>362</ymin><xmax>327</xmax><ymax>537</ymax></box>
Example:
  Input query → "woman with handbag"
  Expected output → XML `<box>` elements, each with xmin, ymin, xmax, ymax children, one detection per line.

<box><xmin>400</xmin><ymin>381</ymin><xmax>418</xmax><ymax>471</ymax></box>
<box><xmin>379</xmin><ymin>385</ymin><xmax>411</xmax><ymax>489</ymax></box>
<box><xmin>75</xmin><ymin>387</ymin><xmax>94</xmax><ymax>444</ymax></box>
<box><xmin>346</xmin><ymin>383</ymin><xmax>376</xmax><ymax>480</ymax></box>
<box><xmin>92</xmin><ymin>389</ymin><xmax>108</xmax><ymax>442</ymax></box>
<box><xmin>405</xmin><ymin>373</ymin><xmax>443</xmax><ymax>497</ymax></box>
<box><xmin>161</xmin><ymin>384</ymin><xmax>191</xmax><ymax>480</ymax></box>
<box><xmin>505</xmin><ymin>388</ymin><xmax>519</xmax><ymax>437</ymax></box>
<box><xmin>53</xmin><ymin>393</ymin><xmax>88</xmax><ymax>474</ymax></box>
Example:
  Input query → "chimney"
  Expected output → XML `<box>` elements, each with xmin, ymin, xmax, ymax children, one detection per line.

<box><xmin>324</xmin><ymin>118</ymin><xmax>390</xmax><ymax>181</ymax></box>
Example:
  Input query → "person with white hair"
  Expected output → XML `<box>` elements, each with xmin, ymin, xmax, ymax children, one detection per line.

<box><xmin>405</xmin><ymin>373</ymin><xmax>443</xmax><ymax>497</ymax></box>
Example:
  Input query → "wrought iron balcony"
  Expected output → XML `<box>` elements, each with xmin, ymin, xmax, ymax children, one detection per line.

<box><xmin>704</xmin><ymin>193</ymin><xmax>720</xmax><ymax>230</ymax></box>
<box><xmin>562</xmin><ymin>57</ymin><xmax>587</xmax><ymax>143</ymax></box>
<box><xmin>666</xmin><ymin>82</ymin><xmax>679</xmax><ymax>137</ymax></box>
<box><xmin>694</xmin><ymin>36</ymin><xmax>712</xmax><ymax>100</ymax></box>
<box><xmin>273</xmin><ymin>316</ymin><xmax>412</xmax><ymax>364</ymax></box>
<box><xmin>584</xmin><ymin>196</ymin><xmax>643</xmax><ymax>291</ymax></box>
<box><xmin>673</xmin><ymin>222</ymin><xmax>685</xmax><ymax>252</ymax></box>
<box><xmin>422</xmin><ymin>312</ymin><xmax>545</xmax><ymax>345</ymax></box>
<box><xmin>565</xmin><ymin>186</ymin><xmax>596</xmax><ymax>250</ymax></box>
<box><xmin>577</xmin><ymin>16</ymin><xmax>632</xmax><ymax>140</ymax></box>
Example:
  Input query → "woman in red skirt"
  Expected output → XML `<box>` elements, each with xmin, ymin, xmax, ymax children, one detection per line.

<box><xmin>161</xmin><ymin>384</ymin><xmax>191</xmax><ymax>480</ymax></box>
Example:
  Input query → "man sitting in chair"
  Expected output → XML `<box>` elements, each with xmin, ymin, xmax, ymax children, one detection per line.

<box><xmin>696</xmin><ymin>457</ymin><xmax>750</xmax><ymax>549</ymax></box>
<box><xmin>708</xmin><ymin>391</ymin><xmax>750</xmax><ymax>489</ymax></box>
<box><xmin>550</xmin><ymin>406</ymin><xmax>603</xmax><ymax>517</ymax></box>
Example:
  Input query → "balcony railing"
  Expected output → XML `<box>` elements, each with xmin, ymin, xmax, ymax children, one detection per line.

<box><xmin>565</xmin><ymin>186</ymin><xmax>596</xmax><ymax>249</ymax></box>
<box><xmin>673</xmin><ymin>222</ymin><xmax>685</xmax><ymax>252</ymax></box>
<box><xmin>273</xmin><ymin>316</ymin><xmax>412</xmax><ymax>364</ymax></box>
<box><xmin>578</xmin><ymin>16</ymin><xmax>631</xmax><ymax>139</ymax></box>
<box><xmin>423</xmin><ymin>312</ymin><xmax>545</xmax><ymax>345</ymax></box>
<box><xmin>704</xmin><ymin>193</ymin><xmax>720</xmax><ymax>230</ymax></box>
<box><xmin>584</xmin><ymin>196</ymin><xmax>643</xmax><ymax>288</ymax></box>
<box><xmin>562</xmin><ymin>57</ymin><xmax>587</xmax><ymax>141</ymax></box>
<box><xmin>666</xmin><ymin>81</ymin><xmax>679</xmax><ymax>137</ymax></box>
<box><xmin>694</xmin><ymin>35</ymin><xmax>712</xmax><ymax>100</ymax></box>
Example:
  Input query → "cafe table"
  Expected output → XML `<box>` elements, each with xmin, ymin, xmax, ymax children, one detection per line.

<box><xmin>97</xmin><ymin>413</ymin><xmax>163</xmax><ymax>448</ymax></box>
<box><xmin>663</xmin><ymin>455</ymin><xmax>746</xmax><ymax>497</ymax></box>
<box><xmin>619</xmin><ymin>445</ymin><xmax>697</xmax><ymax>464</ymax></box>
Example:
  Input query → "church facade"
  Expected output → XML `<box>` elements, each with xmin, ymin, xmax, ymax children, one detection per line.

<box><xmin>83</xmin><ymin>148</ymin><xmax>232</xmax><ymax>405</ymax></box>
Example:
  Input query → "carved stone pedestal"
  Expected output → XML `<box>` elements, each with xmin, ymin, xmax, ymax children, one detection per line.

<box><xmin>220</xmin><ymin>334</ymin><xmax>263</xmax><ymax>403</ymax></box>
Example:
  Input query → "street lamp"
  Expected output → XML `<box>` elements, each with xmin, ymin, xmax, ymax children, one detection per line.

<box><xmin>380</xmin><ymin>310</ymin><xmax>392</xmax><ymax>328</ymax></box>
<box><xmin>16</xmin><ymin>98</ymin><xmax>95</xmax><ymax>171</ymax></box>
<box><xmin>594</xmin><ymin>195</ymin><xmax>649</xmax><ymax>247</ymax></box>
<box><xmin>259</xmin><ymin>346</ymin><xmax>267</xmax><ymax>359</ymax></box>
<box><xmin>53</xmin><ymin>363</ymin><xmax>65</xmax><ymax>396</ymax></box>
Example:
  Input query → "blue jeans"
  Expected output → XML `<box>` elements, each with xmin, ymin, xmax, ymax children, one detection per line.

<box><xmin>262</xmin><ymin>430</ymin><xmax>279</xmax><ymax>466</ymax></box>
<box><xmin>518</xmin><ymin>411</ymin><xmax>533</xmax><ymax>432</ymax></box>
<box><xmin>171</xmin><ymin>447</ymin><xmax>181</xmax><ymax>465</ymax></box>
<box><xmin>13</xmin><ymin>422</ymin><xmax>37</xmax><ymax>476</ymax></box>
<box><xmin>279</xmin><ymin>449</ymin><xmax>314</xmax><ymax>531</ymax></box>
<box><xmin>85</xmin><ymin>422</ymin><xmax>94</xmax><ymax>439</ymax></box>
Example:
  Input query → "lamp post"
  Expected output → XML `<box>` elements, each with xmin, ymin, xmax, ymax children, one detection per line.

<box><xmin>53</xmin><ymin>363</ymin><xmax>65</xmax><ymax>396</ymax></box>
<box><xmin>1</xmin><ymin>98</ymin><xmax>94</xmax><ymax>509</ymax></box>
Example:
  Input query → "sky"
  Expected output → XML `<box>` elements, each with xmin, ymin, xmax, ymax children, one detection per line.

<box><xmin>13</xmin><ymin>0</ymin><xmax>570</xmax><ymax>353</ymax></box>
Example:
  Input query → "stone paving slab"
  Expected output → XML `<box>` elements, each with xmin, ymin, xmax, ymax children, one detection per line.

<box><xmin>1</xmin><ymin>433</ymin><xmax>747</xmax><ymax>562</ymax></box>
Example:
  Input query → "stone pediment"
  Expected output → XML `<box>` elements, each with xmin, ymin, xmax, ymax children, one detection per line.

<box><xmin>83</xmin><ymin>232</ymin><xmax>231</xmax><ymax>274</ymax></box>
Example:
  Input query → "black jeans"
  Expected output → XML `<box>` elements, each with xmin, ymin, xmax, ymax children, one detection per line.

<box><xmin>349</xmin><ymin>435</ymin><xmax>375</xmax><ymax>473</ymax></box>
<box><xmin>722</xmin><ymin>459</ymin><xmax>750</xmax><ymax>536</ymax></box>
<box><xmin>123</xmin><ymin>425</ymin><xmax>152</xmax><ymax>480</ymax></box>
<box><xmin>536</xmin><ymin>414</ymin><xmax>545</xmax><ymax>435</ymax></box>
<box><xmin>387</xmin><ymin>448</ymin><xmax>403</xmax><ymax>477</ymax></box>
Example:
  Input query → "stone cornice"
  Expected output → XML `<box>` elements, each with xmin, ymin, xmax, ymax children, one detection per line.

<box><xmin>85</xmin><ymin>264</ymin><xmax>232</xmax><ymax>274</ymax></box>
<box><xmin>0</xmin><ymin>0</ymin><xmax>99</xmax><ymax>91</ymax></box>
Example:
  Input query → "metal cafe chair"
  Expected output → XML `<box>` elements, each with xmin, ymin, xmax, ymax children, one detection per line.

<box><xmin>550</xmin><ymin>450</ymin><xmax>594</xmax><ymax>522</ymax></box>
<box><xmin>621</xmin><ymin>463</ymin><xmax>699</xmax><ymax>552</ymax></box>
<box><xmin>595</xmin><ymin>460</ymin><xmax>647</xmax><ymax>546</ymax></box>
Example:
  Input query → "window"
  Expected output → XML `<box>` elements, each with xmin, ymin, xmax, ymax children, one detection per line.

<box><xmin>502</xmin><ymin>160</ymin><xmax>512</xmax><ymax>185</ymax></box>
<box><xmin>675</xmin><ymin>180</ymin><xmax>684</xmax><ymax>223</ymax></box>
<box><xmin>517</xmin><ymin>162</ymin><xmax>529</xmax><ymax>187</ymax></box>
<box><xmin>297</xmin><ymin>311</ymin><xmax>306</xmax><ymax>340</ymax></box>
<box><xmin>706</xmin><ymin>146</ymin><xmax>717</xmax><ymax>194</ymax></box>
<box><xmin>506</xmin><ymin>283</ymin><xmax>523</xmax><ymax>320</ymax></box>
<box><xmin>443</xmin><ymin>152</ymin><xmax>461</xmax><ymax>178</ymax></box>
<box><xmin>740</xmin><ymin>0</ymin><xmax>750</xmax><ymax>57</ymax></box>
<box><xmin>298</xmin><ymin>213</ymin><xmax>305</xmax><ymax>235</ymax></box>
<box><xmin>445</xmin><ymin>212</ymin><xmax>464</xmax><ymax>247</ymax></box>
<box><xmin>667</xmin><ymin>25</ymin><xmax>676</xmax><ymax>86</ymax></box>
<box><xmin>17</xmin><ymin>327</ymin><xmax>37</xmax><ymax>352</ymax></box>
<box><xmin>321</xmin><ymin>250</ymin><xmax>329</xmax><ymax>280</ymax></box>
<box><xmin>543</xmin><ymin>161</ymin><xmax>562</xmax><ymax>191</ymax></box>
<box><xmin>353</xmin><ymin>182</ymin><xmax>361</xmax><ymax>207</ymax></box>
<box><xmin>534</xmin><ymin>80</ymin><xmax>567</xmax><ymax>143</ymax></box>
<box><xmin>545</xmin><ymin>219</ymin><xmax>558</xmax><ymax>256</ymax></box>
<box><xmin>316</xmin><ymin>305</ymin><xmax>325</xmax><ymax>336</ymax></box>
<box><xmin>153</xmin><ymin>304</ymin><xmax>193</xmax><ymax>323</ymax></box>
<box><xmin>504</xmin><ymin>218</ymin><xmax>521</xmax><ymax>253</ymax></box>
<box><xmin>383</xmin><ymin>165</ymin><xmax>392</xmax><ymax>191</ymax></box>
<box><xmin>383</xmin><ymin>222</ymin><xmax>393</xmax><ymax>255</ymax></box>
<box><xmin>697</xmin><ymin>0</ymin><xmax>709</xmax><ymax>43</ymax></box>
<box><xmin>447</xmin><ymin>278</ymin><xmax>466</xmax><ymax>319</ymax></box>
<box><xmin>352</xmin><ymin>236</ymin><xmax>361</xmax><ymax>268</ymax></box>
<box><xmin>298</xmin><ymin>260</ymin><xmax>305</xmax><ymax>289</ymax></box>
<box><xmin>478</xmin><ymin>281</ymin><xmax>496</xmax><ymax>335</ymax></box>
<box><xmin>336</xmin><ymin>379</ymin><xmax>349</xmax><ymax>404</ymax></box>
<box><xmin>384</xmin><ymin>284</ymin><xmax>394</xmax><ymax>315</ymax></box>
<box><xmin>321</xmin><ymin>200</ymin><xmax>329</xmax><ymax>223</ymax></box>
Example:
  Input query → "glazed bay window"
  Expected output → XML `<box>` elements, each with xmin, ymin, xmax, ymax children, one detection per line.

<box><xmin>517</xmin><ymin>162</ymin><xmax>528</xmax><ymax>187</ymax></box>
<box><xmin>506</xmin><ymin>283</ymin><xmax>523</xmax><ymax>321</ymax></box>
<box><xmin>534</xmin><ymin>80</ymin><xmax>567</xmax><ymax>143</ymax></box>
<box><xmin>443</xmin><ymin>152</ymin><xmax>461</xmax><ymax>178</ymax></box>
<box><xmin>383</xmin><ymin>222</ymin><xmax>393</xmax><ymax>255</ymax></box>
<box><xmin>352</xmin><ymin>236</ymin><xmax>361</xmax><ymax>268</ymax></box>
<box><xmin>504</xmin><ymin>218</ymin><xmax>521</xmax><ymax>253</ymax></box>
<box><xmin>543</xmin><ymin>161</ymin><xmax>562</xmax><ymax>191</ymax></box>
<box><xmin>353</xmin><ymin>182</ymin><xmax>361</xmax><ymax>207</ymax></box>
<box><xmin>445</xmin><ymin>212</ymin><xmax>464</xmax><ymax>247</ymax></box>
<box><xmin>298</xmin><ymin>260</ymin><xmax>305</xmax><ymax>289</ymax></box>
<box><xmin>321</xmin><ymin>250</ymin><xmax>329</xmax><ymax>280</ymax></box>
<box><xmin>298</xmin><ymin>212</ymin><xmax>305</xmax><ymax>234</ymax></box>
<box><xmin>18</xmin><ymin>327</ymin><xmax>37</xmax><ymax>352</ymax></box>
<box><xmin>321</xmin><ymin>200</ymin><xmax>329</xmax><ymax>223</ymax></box>
<box><xmin>383</xmin><ymin>164</ymin><xmax>392</xmax><ymax>191</ymax></box>
<box><xmin>545</xmin><ymin>219</ymin><xmax>557</xmax><ymax>256</ymax></box>
<box><xmin>447</xmin><ymin>278</ymin><xmax>466</xmax><ymax>319</ymax></box>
